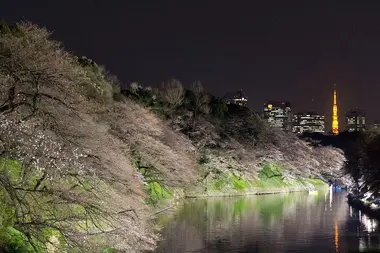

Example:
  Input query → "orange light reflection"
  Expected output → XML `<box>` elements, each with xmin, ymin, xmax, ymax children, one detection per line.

<box><xmin>335</xmin><ymin>221</ymin><xmax>339</xmax><ymax>253</ymax></box>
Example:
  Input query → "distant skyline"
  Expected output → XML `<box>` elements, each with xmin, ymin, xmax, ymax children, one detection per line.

<box><xmin>2</xmin><ymin>1</ymin><xmax>380</xmax><ymax>129</ymax></box>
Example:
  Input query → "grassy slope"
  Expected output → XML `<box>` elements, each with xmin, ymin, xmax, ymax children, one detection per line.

<box><xmin>185</xmin><ymin>162</ymin><xmax>328</xmax><ymax>197</ymax></box>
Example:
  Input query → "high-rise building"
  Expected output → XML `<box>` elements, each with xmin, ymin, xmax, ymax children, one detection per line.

<box><xmin>332</xmin><ymin>86</ymin><xmax>339</xmax><ymax>135</ymax></box>
<box><xmin>222</xmin><ymin>89</ymin><xmax>248</xmax><ymax>107</ymax></box>
<box><xmin>263</xmin><ymin>101</ymin><xmax>292</xmax><ymax>131</ymax></box>
<box><xmin>292</xmin><ymin>112</ymin><xmax>325</xmax><ymax>134</ymax></box>
<box><xmin>346</xmin><ymin>109</ymin><xmax>366</xmax><ymax>132</ymax></box>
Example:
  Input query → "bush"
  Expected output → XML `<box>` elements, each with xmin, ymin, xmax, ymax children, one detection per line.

<box><xmin>211</xmin><ymin>100</ymin><xmax>228</xmax><ymax>118</ymax></box>
<box><xmin>78</xmin><ymin>56</ymin><xmax>114</xmax><ymax>104</ymax></box>
<box><xmin>0</xmin><ymin>227</ymin><xmax>34</xmax><ymax>253</ymax></box>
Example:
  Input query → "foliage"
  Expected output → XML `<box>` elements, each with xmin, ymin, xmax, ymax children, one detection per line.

<box><xmin>344</xmin><ymin>129</ymin><xmax>380</xmax><ymax>193</ymax></box>
<box><xmin>261</xmin><ymin>163</ymin><xmax>283</xmax><ymax>178</ymax></box>
<box><xmin>209</xmin><ymin>173</ymin><xmax>252</xmax><ymax>192</ymax></box>
<box><xmin>221</xmin><ymin>106</ymin><xmax>273</xmax><ymax>144</ymax></box>
<box><xmin>0</xmin><ymin>227</ymin><xmax>35</xmax><ymax>253</ymax></box>
<box><xmin>0</xmin><ymin>22</ymin><xmax>155</xmax><ymax>252</ymax></box>
<box><xmin>0</xmin><ymin>21</ymin><xmax>22</xmax><ymax>36</ymax></box>
<box><xmin>211</xmin><ymin>99</ymin><xmax>228</xmax><ymax>118</ymax></box>
<box><xmin>198</xmin><ymin>151</ymin><xmax>210</xmax><ymax>165</ymax></box>
<box><xmin>161</xmin><ymin>78</ymin><xmax>185</xmax><ymax>107</ymax></box>
<box><xmin>212</xmin><ymin>176</ymin><xmax>229</xmax><ymax>191</ymax></box>
<box><xmin>307</xmin><ymin>178</ymin><xmax>326</xmax><ymax>186</ymax></box>
<box><xmin>77</xmin><ymin>56</ymin><xmax>115</xmax><ymax>103</ymax></box>
<box><xmin>253</xmin><ymin>173</ymin><xmax>287</xmax><ymax>188</ymax></box>
<box><xmin>0</xmin><ymin>22</ymin><xmax>83</xmax><ymax>120</ymax></box>
<box><xmin>146</xmin><ymin>181</ymin><xmax>172</xmax><ymax>205</ymax></box>
<box><xmin>0</xmin><ymin>119</ymin><xmax>112</xmax><ymax>251</ymax></box>
<box><xmin>232</xmin><ymin>176</ymin><xmax>250</xmax><ymax>190</ymax></box>
<box><xmin>0</xmin><ymin>21</ymin><xmax>11</xmax><ymax>34</ymax></box>
<box><xmin>137</xmin><ymin>166</ymin><xmax>172</xmax><ymax>205</ymax></box>
<box><xmin>189</xmin><ymin>80</ymin><xmax>211</xmax><ymax>118</ymax></box>
<box><xmin>101</xmin><ymin>247</ymin><xmax>117</xmax><ymax>253</ymax></box>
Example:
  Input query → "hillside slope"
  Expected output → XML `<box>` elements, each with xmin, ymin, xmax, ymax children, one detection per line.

<box><xmin>0</xmin><ymin>22</ymin><xmax>198</xmax><ymax>252</ymax></box>
<box><xmin>0</xmin><ymin>22</ymin><xmax>345</xmax><ymax>252</ymax></box>
<box><xmin>168</xmin><ymin>105</ymin><xmax>345</xmax><ymax>196</ymax></box>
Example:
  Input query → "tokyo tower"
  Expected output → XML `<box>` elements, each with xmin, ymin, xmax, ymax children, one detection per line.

<box><xmin>332</xmin><ymin>84</ymin><xmax>339</xmax><ymax>135</ymax></box>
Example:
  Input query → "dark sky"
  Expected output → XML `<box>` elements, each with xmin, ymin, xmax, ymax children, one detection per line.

<box><xmin>2</xmin><ymin>1</ymin><xmax>380</xmax><ymax>129</ymax></box>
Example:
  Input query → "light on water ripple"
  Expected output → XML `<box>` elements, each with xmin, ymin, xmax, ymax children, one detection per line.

<box><xmin>154</xmin><ymin>190</ymin><xmax>380</xmax><ymax>253</ymax></box>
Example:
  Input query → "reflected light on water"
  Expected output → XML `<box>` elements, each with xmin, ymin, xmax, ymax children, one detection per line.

<box><xmin>361</xmin><ymin>213</ymin><xmax>378</xmax><ymax>232</ymax></box>
<box><xmin>335</xmin><ymin>220</ymin><xmax>339</xmax><ymax>253</ymax></box>
<box><xmin>359</xmin><ymin>237</ymin><xmax>366</xmax><ymax>252</ymax></box>
<box><xmin>154</xmin><ymin>191</ymin><xmax>380</xmax><ymax>253</ymax></box>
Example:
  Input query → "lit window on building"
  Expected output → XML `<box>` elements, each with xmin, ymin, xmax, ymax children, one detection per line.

<box><xmin>292</xmin><ymin>112</ymin><xmax>325</xmax><ymax>134</ymax></box>
<box><xmin>263</xmin><ymin>101</ymin><xmax>292</xmax><ymax>131</ymax></box>
<box><xmin>346</xmin><ymin>109</ymin><xmax>366</xmax><ymax>132</ymax></box>
<box><xmin>222</xmin><ymin>89</ymin><xmax>248</xmax><ymax>107</ymax></box>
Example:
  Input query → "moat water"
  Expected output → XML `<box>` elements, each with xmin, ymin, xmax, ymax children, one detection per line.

<box><xmin>154</xmin><ymin>189</ymin><xmax>380</xmax><ymax>253</ymax></box>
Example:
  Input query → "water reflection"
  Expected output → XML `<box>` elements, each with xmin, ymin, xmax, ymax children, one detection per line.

<box><xmin>335</xmin><ymin>221</ymin><xmax>339</xmax><ymax>253</ymax></box>
<box><xmin>348</xmin><ymin>205</ymin><xmax>380</xmax><ymax>252</ymax></box>
<box><xmin>154</xmin><ymin>190</ymin><xmax>380</xmax><ymax>253</ymax></box>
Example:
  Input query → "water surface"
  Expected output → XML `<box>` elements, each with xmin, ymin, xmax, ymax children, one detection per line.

<box><xmin>154</xmin><ymin>190</ymin><xmax>380</xmax><ymax>253</ymax></box>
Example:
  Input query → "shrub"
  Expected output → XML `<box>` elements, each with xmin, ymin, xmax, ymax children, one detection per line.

<box><xmin>212</xmin><ymin>101</ymin><xmax>228</xmax><ymax>118</ymax></box>
<box><xmin>161</xmin><ymin>78</ymin><xmax>185</xmax><ymax>107</ymax></box>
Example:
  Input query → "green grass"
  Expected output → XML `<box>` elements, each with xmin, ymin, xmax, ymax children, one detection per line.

<box><xmin>211</xmin><ymin>174</ymin><xmax>251</xmax><ymax>192</ymax></box>
<box><xmin>232</xmin><ymin>176</ymin><xmax>250</xmax><ymax>190</ymax></box>
<box><xmin>252</xmin><ymin>163</ymin><xmax>288</xmax><ymax>188</ymax></box>
<box><xmin>252</xmin><ymin>163</ymin><xmax>328</xmax><ymax>190</ymax></box>
<box><xmin>253</xmin><ymin>175</ymin><xmax>288</xmax><ymax>188</ymax></box>
<box><xmin>0</xmin><ymin>227</ymin><xmax>36</xmax><ymax>253</ymax></box>
<box><xmin>203</xmin><ymin>162</ymin><xmax>328</xmax><ymax>194</ymax></box>
<box><xmin>137</xmin><ymin>167</ymin><xmax>172</xmax><ymax>205</ymax></box>
<box><xmin>101</xmin><ymin>248</ymin><xmax>117</xmax><ymax>253</ymax></box>
<box><xmin>261</xmin><ymin>163</ymin><xmax>283</xmax><ymax>178</ymax></box>
<box><xmin>212</xmin><ymin>176</ymin><xmax>230</xmax><ymax>191</ymax></box>
<box><xmin>306</xmin><ymin>178</ymin><xmax>327</xmax><ymax>187</ymax></box>
<box><xmin>0</xmin><ymin>159</ymin><xmax>37</xmax><ymax>252</ymax></box>
<box><xmin>0</xmin><ymin>158</ymin><xmax>117</xmax><ymax>252</ymax></box>
<box><xmin>0</xmin><ymin>158</ymin><xmax>22</xmax><ymax>184</ymax></box>
<box><xmin>146</xmin><ymin>181</ymin><xmax>172</xmax><ymax>204</ymax></box>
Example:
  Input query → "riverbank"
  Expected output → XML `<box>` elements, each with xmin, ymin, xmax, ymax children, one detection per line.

<box><xmin>185</xmin><ymin>179</ymin><xmax>328</xmax><ymax>198</ymax></box>
<box><xmin>185</xmin><ymin>186</ymin><xmax>327</xmax><ymax>198</ymax></box>
<box><xmin>150</xmin><ymin>162</ymin><xmax>329</xmax><ymax>202</ymax></box>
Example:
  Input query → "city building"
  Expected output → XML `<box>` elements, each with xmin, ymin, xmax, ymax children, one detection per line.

<box><xmin>263</xmin><ymin>101</ymin><xmax>292</xmax><ymax>131</ymax></box>
<box><xmin>222</xmin><ymin>89</ymin><xmax>248</xmax><ymax>107</ymax></box>
<box><xmin>332</xmin><ymin>86</ymin><xmax>339</xmax><ymax>135</ymax></box>
<box><xmin>292</xmin><ymin>112</ymin><xmax>325</xmax><ymax>134</ymax></box>
<box><xmin>346</xmin><ymin>109</ymin><xmax>366</xmax><ymax>132</ymax></box>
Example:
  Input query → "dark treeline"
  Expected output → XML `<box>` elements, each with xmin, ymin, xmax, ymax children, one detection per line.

<box><xmin>119</xmin><ymin>79</ymin><xmax>275</xmax><ymax>146</ymax></box>
<box><xmin>300</xmin><ymin>130</ymin><xmax>380</xmax><ymax>192</ymax></box>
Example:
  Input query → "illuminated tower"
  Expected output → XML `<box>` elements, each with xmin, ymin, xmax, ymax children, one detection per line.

<box><xmin>332</xmin><ymin>85</ymin><xmax>339</xmax><ymax>135</ymax></box>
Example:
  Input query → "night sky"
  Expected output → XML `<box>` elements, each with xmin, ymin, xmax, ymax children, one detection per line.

<box><xmin>2</xmin><ymin>1</ymin><xmax>380</xmax><ymax>129</ymax></box>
